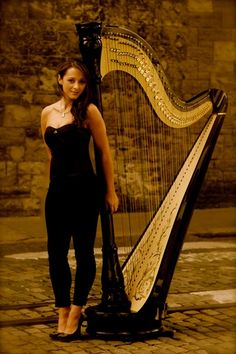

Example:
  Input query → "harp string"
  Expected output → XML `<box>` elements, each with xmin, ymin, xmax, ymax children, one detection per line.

<box><xmin>94</xmin><ymin>25</ymin><xmax>226</xmax><ymax>313</ymax></box>
<box><xmin>101</xmin><ymin>31</ymin><xmax>208</xmax><ymax>261</ymax></box>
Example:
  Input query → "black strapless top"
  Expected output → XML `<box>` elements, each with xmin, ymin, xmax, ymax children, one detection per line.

<box><xmin>44</xmin><ymin>123</ymin><xmax>94</xmax><ymax>181</ymax></box>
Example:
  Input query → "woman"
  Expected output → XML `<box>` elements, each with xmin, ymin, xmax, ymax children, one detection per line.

<box><xmin>41</xmin><ymin>60</ymin><xmax>119</xmax><ymax>342</ymax></box>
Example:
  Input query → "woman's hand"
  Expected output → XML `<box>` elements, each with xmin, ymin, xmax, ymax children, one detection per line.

<box><xmin>105</xmin><ymin>190</ymin><xmax>119</xmax><ymax>214</ymax></box>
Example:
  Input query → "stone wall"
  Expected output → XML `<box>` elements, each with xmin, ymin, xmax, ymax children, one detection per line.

<box><xmin>0</xmin><ymin>0</ymin><xmax>235</xmax><ymax>216</ymax></box>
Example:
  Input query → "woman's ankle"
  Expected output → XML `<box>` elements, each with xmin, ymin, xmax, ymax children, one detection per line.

<box><xmin>58</xmin><ymin>306</ymin><xmax>70</xmax><ymax>332</ymax></box>
<box><xmin>64</xmin><ymin>305</ymin><xmax>83</xmax><ymax>334</ymax></box>
<box><xmin>70</xmin><ymin>305</ymin><xmax>82</xmax><ymax>315</ymax></box>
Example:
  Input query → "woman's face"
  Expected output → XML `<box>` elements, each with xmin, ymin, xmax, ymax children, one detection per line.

<box><xmin>58</xmin><ymin>67</ymin><xmax>87</xmax><ymax>102</ymax></box>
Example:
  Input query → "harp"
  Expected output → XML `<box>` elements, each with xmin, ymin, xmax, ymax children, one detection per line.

<box><xmin>75</xmin><ymin>22</ymin><xmax>227</xmax><ymax>339</ymax></box>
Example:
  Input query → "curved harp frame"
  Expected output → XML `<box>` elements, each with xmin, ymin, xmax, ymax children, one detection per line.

<box><xmin>101</xmin><ymin>25</ymin><xmax>213</xmax><ymax>128</ymax></box>
<box><xmin>76</xmin><ymin>22</ymin><xmax>228</xmax><ymax>339</ymax></box>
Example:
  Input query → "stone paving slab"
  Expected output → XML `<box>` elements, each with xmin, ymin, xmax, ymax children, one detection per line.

<box><xmin>0</xmin><ymin>238</ymin><xmax>236</xmax><ymax>353</ymax></box>
<box><xmin>0</xmin><ymin>307</ymin><xmax>235</xmax><ymax>354</ymax></box>
<box><xmin>0</xmin><ymin>210</ymin><xmax>236</xmax><ymax>353</ymax></box>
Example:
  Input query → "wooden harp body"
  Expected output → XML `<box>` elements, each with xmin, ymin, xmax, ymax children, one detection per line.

<box><xmin>76</xmin><ymin>22</ymin><xmax>228</xmax><ymax>339</ymax></box>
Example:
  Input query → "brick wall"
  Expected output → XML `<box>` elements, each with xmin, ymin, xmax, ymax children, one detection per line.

<box><xmin>0</xmin><ymin>0</ymin><xmax>235</xmax><ymax>215</ymax></box>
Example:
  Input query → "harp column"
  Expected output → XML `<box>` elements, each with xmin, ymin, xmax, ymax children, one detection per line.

<box><xmin>75</xmin><ymin>22</ymin><xmax>131</xmax><ymax>312</ymax></box>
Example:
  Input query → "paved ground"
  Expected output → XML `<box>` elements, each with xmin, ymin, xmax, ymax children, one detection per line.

<box><xmin>0</xmin><ymin>208</ymin><xmax>236</xmax><ymax>354</ymax></box>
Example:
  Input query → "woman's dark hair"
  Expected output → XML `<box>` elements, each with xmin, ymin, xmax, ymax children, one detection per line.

<box><xmin>56</xmin><ymin>60</ymin><xmax>93</xmax><ymax>125</ymax></box>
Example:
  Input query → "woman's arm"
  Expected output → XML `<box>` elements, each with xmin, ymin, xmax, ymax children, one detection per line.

<box><xmin>86</xmin><ymin>104</ymin><xmax>119</xmax><ymax>213</ymax></box>
<box><xmin>41</xmin><ymin>107</ymin><xmax>52</xmax><ymax>160</ymax></box>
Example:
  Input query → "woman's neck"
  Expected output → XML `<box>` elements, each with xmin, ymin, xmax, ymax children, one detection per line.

<box><xmin>61</xmin><ymin>98</ymin><xmax>72</xmax><ymax>110</ymax></box>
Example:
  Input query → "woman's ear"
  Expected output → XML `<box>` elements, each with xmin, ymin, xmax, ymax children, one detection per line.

<box><xmin>58</xmin><ymin>74</ymin><xmax>63</xmax><ymax>85</ymax></box>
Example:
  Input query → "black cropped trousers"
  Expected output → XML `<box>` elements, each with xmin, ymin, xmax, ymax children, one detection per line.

<box><xmin>45</xmin><ymin>173</ymin><xmax>99</xmax><ymax>308</ymax></box>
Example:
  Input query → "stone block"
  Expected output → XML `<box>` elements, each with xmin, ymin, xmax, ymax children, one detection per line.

<box><xmin>181</xmin><ymin>79</ymin><xmax>210</xmax><ymax>98</ymax></box>
<box><xmin>18</xmin><ymin>162</ymin><xmax>46</xmax><ymax>175</ymax></box>
<box><xmin>198</xmin><ymin>28</ymin><xmax>233</xmax><ymax>42</ymax></box>
<box><xmin>39</xmin><ymin>67</ymin><xmax>57</xmax><ymax>92</ymax></box>
<box><xmin>223</xmin><ymin>172</ymin><xmax>236</xmax><ymax>189</ymax></box>
<box><xmin>0</xmin><ymin>127</ymin><xmax>25</xmax><ymax>146</ymax></box>
<box><xmin>0</xmin><ymin>147</ymin><xmax>6</xmax><ymax>160</ymax></box>
<box><xmin>1</xmin><ymin>0</ymin><xmax>28</xmax><ymax>20</ymax></box>
<box><xmin>25</xmin><ymin>138</ymin><xmax>47</xmax><ymax>162</ymax></box>
<box><xmin>31</xmin><ymin>175</ymin><xmax>46</xmax><ymax>197</ymax></box>
<box><xmin>188</xmin><ymin>12</ymin><xmax>222</xmax><ymax>28</ymax></box>
<box><xmin>181</xmin><ymin>60</ymin><xmax>198</xmax><ymax>80</ymax></box>
<box><xmin>22</xmin><ymin>197</ymin><xmax>41</xmax><ymax>213</ymax></box>
<box><xmin>17</xmin><ymin>174</ymin><xmax>31</xmax><ymax>194</ymax></box>
<box><xmin>17</xmin><ymin>162</ymin><xmax>31</xmax><ymax>176</ymax></box>
<box><xmin>210</xmin><ymin>61</ymin><xmax>234</xmax><ymax>73</ymax></box>
<box><xmin>216</xmin><ymin>0</ymin><xmax>236</xmax><ymax>28</ymax></box>
<box><xmin>187</xmin><ymin>0</ymin><xmax>213</xmax><ymax>12</ymax></box>
<box><xmin>214</xmin><ymin>41</ymin><xmax>236</xmax><ymax>62</ymax></box>
<box><xmin>7</xmin><ymin>146</ymin><xmax>25</xmax><ymax>162</ymax></box>
<box><xmin>33</xmin><ymin>93</ymin><xmax>57</xmax><ymax>106</ymax></box>
<box><xmin>28</xmin><ymin>1</ymin><xmax>54</xmax><ymax>19</ymax></box>
<box><xmin>5</xmin><ymin>76</ymin><xmax>31</xmax><ymax>92</ymax></box>
<box><xmin>187</xmin><ymin>46</ymin><xmax>213</xmax><ymax>62</ymax></box>
<box><xmin>0</xmin><ymin>198</ymin><xmax>23</xmax><ymax>216</ymax></box>
<box><xmin>227</xmin><ymin>91</ymin><xmax>236</xmax><ymax>105</ymax></box>
<box><xmin>3</xmin><ymin>105</ymin><xmax>37</xmax><ymax>128</ymax></box>
<box><xmin>57</xmin><ymin>31</ymin><xmax>79</xmax><ymax>56</ymax></box>
<box><xmin>218</xmin><ymin>115</ymin><xmax>234</xmax><ymax>132</ymax></box>
<box><xmin>211</xmin><ymin>72</ymin><xmax>236</xmax><ymax>91</ymax></box>
<box><xmin>0</xmin><ymin>161</ymin><xmax>17</xmax><ymax>188</ymax></box>
<box><xmin>198</xmin><ymin>70</ymin><xmax>210</xmax><ymax>80</ymax></box>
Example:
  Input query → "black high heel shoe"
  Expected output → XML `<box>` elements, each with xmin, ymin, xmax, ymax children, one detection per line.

<box><xmin>57</xmin><ymin>314</ymin><xmax>84</xmax><ymax>342</ymax></box>
<box><xmin>49</xmin><ymin>331</ymin><xmax>64</xmax><ymax>340</ymax></box>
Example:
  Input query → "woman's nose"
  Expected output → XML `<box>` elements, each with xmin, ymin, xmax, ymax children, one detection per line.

<box><xmin>73</xmin><ymin>81</ymin><xmax>79</xmax><ymax>89</ymax></box>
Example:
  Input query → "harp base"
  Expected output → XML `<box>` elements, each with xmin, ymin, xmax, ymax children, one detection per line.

<box><xmin>84</xmin><ymin>305</ymin><xmax>174</xmax><ymax>341</ymax></box>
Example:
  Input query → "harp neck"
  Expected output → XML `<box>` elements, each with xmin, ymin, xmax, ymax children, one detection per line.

<box><xmin>100</xmin><ymin>25</ymin><xmax>214</xmax><ymax>128</ymax></box>
<box><xmin>77</xmin><ymin>22</ymin><xmax>215</xmax><ymax>128</ymax></box>
<box><xmin>76</xmin><ymin>22</ymin><xmax>103</xmax><ymax>109</ymax></box>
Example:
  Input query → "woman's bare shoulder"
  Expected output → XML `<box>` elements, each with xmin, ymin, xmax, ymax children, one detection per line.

<box><xmin>41</xmin><ymin>101</ymin><xmax>60</xmax><ymax>131</ymax></box>
<box><xmin>85</xmin><ymin>103</ymin><xmax>104</xmax><ymax>127</ymax></box>
<box><xmin>87</xmin><ymin>103</ymin><xmax>100</xmax><ymax>115</ymax></box>
<box><xmin>86</xmin><ymin>103</ymin><xmax>103</xmax><ymax>122</ymax></box>
<box><xmin>85</xmin><ymin>103</ymin><xmax>106</xmax><ymax>134</ymax></box>
<box><xmin>41</xmin><ymin>101</ymin><xmax>60</xmax><ymax>117</ymax></box>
